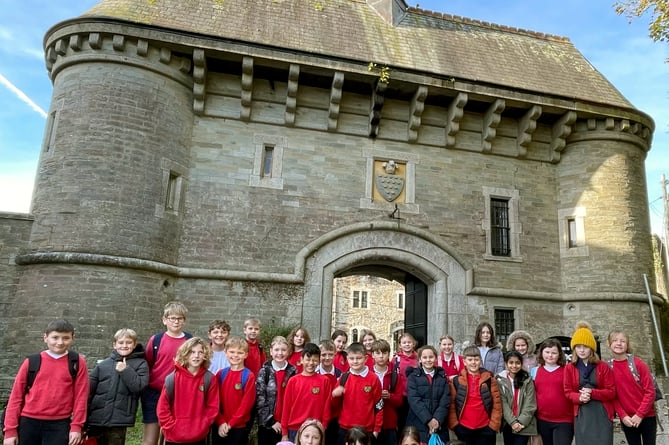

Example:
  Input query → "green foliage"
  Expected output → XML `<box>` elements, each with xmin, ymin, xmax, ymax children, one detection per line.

<box><xmin>259</xmin><ymin>317</ymin><xmax>295</xmax><ymax>348</ymax></box>
<box><xmin>368</xmin><ymin>62</ymin><xmax>391</xmax><ymax>84</ymax></box>
<box><xmin>614</xmin><ymin>0</ymin><xmax>669</xmax><ymax>42</ymax></box>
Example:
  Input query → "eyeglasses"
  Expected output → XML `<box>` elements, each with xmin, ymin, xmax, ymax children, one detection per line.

<box><xmin>166</xmin><ymin>317</ymin><xmax>185</xmax><ymax>323</ymax></box>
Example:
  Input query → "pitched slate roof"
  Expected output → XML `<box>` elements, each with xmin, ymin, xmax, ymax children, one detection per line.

<box><xmin>77</xmin><ymin>0</ymin><xmax>633</xmax><ymax>109</ymax></box>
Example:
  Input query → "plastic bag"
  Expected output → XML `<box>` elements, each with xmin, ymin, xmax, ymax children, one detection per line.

<box><xmin>428</xmin><ymin>432</ymin><xmax>444</xmax><ymax>445</ymax></box>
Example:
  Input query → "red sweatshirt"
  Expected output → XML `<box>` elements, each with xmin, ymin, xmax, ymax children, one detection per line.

<box><xmin>334</xmin><ymin>351</ymin><xmax>349</xmax><ymax>373</ymax></box>
<box><xmin>244</xmin><ymin>339</ymin><xmax>266</xmax><ymax>375</ymax></box>
<box><xmin>3</xmin><ymin>351</ymin><xmax>89</xmax><ymax>439</ymax></box>
<box><xmin>610</xmin><ymin>357</ymin><xmax>656</xmax><ymax>420</ymax></box>
<box><xmin>157</xmin><ymin>364</ymin><xmax>219</xmax><ymax>443</ymax></box>
<box><xmin>374</xmin><ymin>366</ymin><xmax>404</xmax><ymax>429</ymax></box>
<box><xmin>145</xmin><ymin>333</ymin><xmax>189</xmax><ymax>390</ymax></box>
<box><xmin>534</xmin><ymin>366</ymin><xmax>573</xmax><ymax>423</ymax></box>
<box><xmin>564</xmin><ymin>361</ymin><xmax>616</xmax><ymax>420</ymax></box>
<box><xmin>216</xmin><ymin>368</ymin><xmax>256</xmax><ymax>429</ymax></box>
<box><xmin>393</xmin><ymin>351</ymin><xmax>418</xmax><ymax>396</ymax></box>
<box><xmin>334</xmin><ymin>369</ymin><xmax>383</xmax><ymax>433</ymax></box>
<box><xmin>281</xmin><ymin>373</ymin><xmax>333</xmax><ymax>435</ymax></box>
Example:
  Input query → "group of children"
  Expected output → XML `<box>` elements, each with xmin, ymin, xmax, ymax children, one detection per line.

<box><xmin>1</xmin><ymin>302</ymin><xmax>659</xmax><ymax>445</ymax></box>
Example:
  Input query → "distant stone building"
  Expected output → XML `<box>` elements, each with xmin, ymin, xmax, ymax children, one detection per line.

<box><xmin>0</xmin><ymin>0</ymin><xmax>661</xmax><ymax>395</ymax></box>
<box><xmin>333</xmin><ymin>275</ymin><xmax>404</xmax><ymax>353</ymax></box>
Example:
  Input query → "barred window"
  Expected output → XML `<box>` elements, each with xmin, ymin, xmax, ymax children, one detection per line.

<box><xmin>491</xmin><ymin>198</ymin><xmax>510</xmax><ymax>256</ymax></box>
<box><xmin>495</xmin><ymin>309</ymin><xmax>514</xmax><ymax>347</ymax></box>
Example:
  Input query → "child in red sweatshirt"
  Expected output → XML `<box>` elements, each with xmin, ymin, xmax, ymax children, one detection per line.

<box><xmin>213</xmin><ymin>336</ymin><xmax>256</xmax><ymax>445</ymax></box>
<box><xmin>2</xmin><ymin>319</ymin><xmax>89</xmax><ymax>445</ymax></box>
<box><xmin>281</xmin><ymin>343</ymin><xmax>333</xmax><ymax>441</ymax></box>
<box><xmin>243</xmin><ymin>318</ymin><xmax>266</xmax><ymax>375</ymax></box>
<box><xmin>157</xmin><ymin>337</ymin><xmax>219</xmax><ymax>444</ymax></box>
<box><xmin>331</xmin><ymin>342</ymin><xmax>383</xmax><ymax>444</ymax></box>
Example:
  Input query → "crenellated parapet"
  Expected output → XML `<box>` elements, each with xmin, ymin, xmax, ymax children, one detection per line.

<box><xmin>43</xmin><ymin>21</ymin><xmax>654</xmax><ymax>166</ymax></box>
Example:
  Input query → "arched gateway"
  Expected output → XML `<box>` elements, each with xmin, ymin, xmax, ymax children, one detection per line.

<box><xmin>299</xmin><ymin>221</ymin><xmax>471</xmax><ymax>344</ymax></box>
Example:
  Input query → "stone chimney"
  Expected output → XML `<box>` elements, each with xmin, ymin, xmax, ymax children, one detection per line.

<box><xmin>367</xmin><ymin>0</ymin><xmax>408</xmax><ymax>27</ymax></box>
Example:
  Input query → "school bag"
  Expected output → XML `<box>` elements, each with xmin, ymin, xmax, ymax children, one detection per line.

<box><xmin>607</xmin><ymin>354</ymin><xmax>663</xmax><ymax>401</ymax></box>
<box><xmin>339</xmin><ymin>359</ymin><xmax>399</xmax><ymax>392</ymax></box>
<box><xmin>164</xmin><ymin>369</ymin><xmax>213</xmax><ymax>406</ymax></box>
<box><xmin>1</xmin><ymin>351</ymin><xmax>80</xmax><ymax>429</ymax></box>
<box><xmin>219</xmin><ymin>367</ymin><xmax>251</xmax><ymax>389</ymax></box>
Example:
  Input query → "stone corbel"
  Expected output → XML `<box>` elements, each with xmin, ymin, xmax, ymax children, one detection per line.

<box><xmin>445</xmin><ymin>92</ymin><xmax>467</xmax><ymax>148</ymax></box>
<box><xmin>408</xmin><ymin>86</ymin><xmax>428</xmax><ymax>143</ymax></box>
<box><xmin>517</xmin><ymin>105</ymin><xmax>542</xmax><ymax>158</ymax></box>
<box><xmin>328</xmin><ymin>72</ymin><xmax>345</xmax><ymax>131</ymax></box>
<box><xmin>550</xmin><ymin>111</ymin><xmax>577</xmax><ymax>163</ymax></box>
<box><xmin>369</xmin><ymin>80</ymin><xmax>387</xmax><ymax>138</ymax></box>
<box><xmin>482</xmin><ymin>99</ymin><xmax>505</xmax><ymax>153</ymax></box>
<box><xmin>285</xmin><ymin>64</ymin><xmax>300</xmax><ymax>127</ymax></box>
<box><xmin>193</xmin><ymin>49</ymin><xmax>207</xmax><ymax>116</ymax></box>
<box><xmin>240</xmin><ymin>56</ymin><xmax>254</xmax><ymax>121</ymax></box>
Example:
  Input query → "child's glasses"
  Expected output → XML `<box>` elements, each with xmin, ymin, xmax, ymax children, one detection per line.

<box><xmin>166</xmin><ymin>317</ymin><xmax>185</xmax><ymax>323</ymax></box>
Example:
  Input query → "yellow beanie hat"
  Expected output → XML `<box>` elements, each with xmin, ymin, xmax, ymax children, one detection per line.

<box><xmin>570</xmin><ymin>321</ymin><xmax>596</xmax><ymax>351</ymax></box>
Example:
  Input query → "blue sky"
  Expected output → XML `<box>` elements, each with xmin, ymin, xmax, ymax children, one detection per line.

<box><xmin>0</xmin><ymin>1</ymin><xmax>667</xmax><ymax>235</ymax></box>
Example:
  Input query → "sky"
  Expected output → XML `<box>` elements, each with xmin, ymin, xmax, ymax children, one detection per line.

<box><xmin>0</xmin><ymin>1</ymin><xmax>668</xmax><ymax>236</ymax></box>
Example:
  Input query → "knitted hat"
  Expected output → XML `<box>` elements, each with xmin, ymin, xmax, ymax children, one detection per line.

<box><xmin>570</xmin><ymin>321</ymin><xmax>596</xmax><ymax>351</ymax></box>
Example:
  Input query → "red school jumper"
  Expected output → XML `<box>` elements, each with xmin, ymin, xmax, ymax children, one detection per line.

<box><xmin>610</xmin><ymin>357</ymin><xmax>656</xmax><ymax>420</ymax></box>
<box><xmin>217</xmin><ymin>368</ymin><xmax>257</xmax><ymax>429</ymax></box>
<box><xmin>157</xmin><ymin>364</ymin><xmax>219</xmax><ymax>443</ymax></box>
<box><xmin>376</xmin><ymin>366</ymin><xmax>404</xmax><ymax>430</ymax></box>
<box><xmin>2</xmin><ymin>351</ymin><xmax>89</xmax><ymax>439</ymax></box>
<box><xmin>334</xmin><ymin>369</ymin><xmax>383</xmax><ymax>434</ymax></box>
<box><xmin>534</xmin><ymin>366</ymin><xmax>573</xmax><ymax>423</ymax></box>
<box><xmin>145</xmin><ymin>333</ymin><xmax>190</xmax><ymax>390</ymax></box>
<box><xmin>244</xmin><ymin>339</ymin><xmax>266</xmax><ymax>376</ymax></box>
<box><xmin>281</xmin><ymin>373</ymin><xmax>333</xmax><ymax>435</ymax></box>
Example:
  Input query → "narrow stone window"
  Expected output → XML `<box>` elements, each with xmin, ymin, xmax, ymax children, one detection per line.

<box><xmin>483</xmin><ymin>186</ymin><xmax>522</xmax><ymax>261</ymax></box>
<box><xmin>352</xmin><ymin>328</ymin><xmax>359</xmax><ymax>343</ymax></box>
<box><xmin>494</xmin><ymin>308</ymin><xmax>515</xmax><ymax>346</ymax></box>
<box><xmin>397</xmin><ymin>292</ymin><xmax>404</xmax><ymax>309</ymax></box>
<box><xmin>558</xmin><ymin>207</ymin><xmax>588</xmax><ymax>257</ymax></box>
<box><xmin>262</xmin><ymin>145</ymin><xmax>274</xmax><ymax>177</ymax></box>
<box><xmin>490</xmin><ymin>198</ymin><xmax>511</xmax><ymax>257</ymax></box>
<box><xmin>43</xmin><ymin>110</ymin><xmax>57</xmax><ymax>153</ymax></box>
<box><xmin>165</xmin><ymin>171</ymin><xmax>182</xmax><ymax>211</ymax></box>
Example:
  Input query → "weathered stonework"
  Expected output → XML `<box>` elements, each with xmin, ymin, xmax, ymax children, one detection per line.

<box><xmin>0</xmin><ymin>0</ymin><xmax>661</xmax><ymax>402</ymax></box>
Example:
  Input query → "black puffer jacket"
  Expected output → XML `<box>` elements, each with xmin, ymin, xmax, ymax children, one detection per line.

<box><xmin>88</xmin><ymin>344</ymin><xmax>149</xmax><ymax>427</ymax></box>
<box><xmin>255</xmin><ymin>361</ymin><xmax>297</xmax><ymax>428</ymax></box>
<box><xmin>406</xmin><ymin>365</ymin><xmax>450</xmax><ymax>444</ymax></box>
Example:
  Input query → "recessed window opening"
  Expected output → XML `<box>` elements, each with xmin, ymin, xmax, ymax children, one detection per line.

<box><xmin>262</xmin><ymin>145</ymin><xmax>274</xmax><ymax>177</ymax></box>
<box><xmin>491</xmin><ymin>198</ymin><xmax>511</xmax><ymax>256</ymax></box>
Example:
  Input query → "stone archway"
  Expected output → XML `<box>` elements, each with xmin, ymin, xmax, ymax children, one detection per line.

<box><xmin>300</xmin><ymin>221</ymin><xmax>471</xmax><ymax>344</ymax></box>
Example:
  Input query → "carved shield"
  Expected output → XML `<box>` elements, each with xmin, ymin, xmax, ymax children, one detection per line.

<box><xmin>375</xmin><ymin>174</ymin><xmax>405</xmax><ymax>202</ymax></box>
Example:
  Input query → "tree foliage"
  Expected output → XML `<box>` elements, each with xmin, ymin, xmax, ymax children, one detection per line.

<box><xmin>614</xmin><ymin>0</ymin><xmax>669</xmax><ymax>42</ymax></box>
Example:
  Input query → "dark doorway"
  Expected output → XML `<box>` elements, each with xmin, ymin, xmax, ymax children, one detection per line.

<box><xmin>404</xmin><ymin>274</ymin><xmax>427</xmax><ymax>348</ymax></box>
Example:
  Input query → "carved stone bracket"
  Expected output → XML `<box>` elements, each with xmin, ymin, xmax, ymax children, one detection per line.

<box><xmin>328</xmin><ymin>72</ymin><xmax>345</xmax><ymax>131</ymax></box>
<box><xmin>445</xmin><ymin>92</ymin><xmax>467</xmax><ymax>149</ymax></box>
<box><xmin>369</xmin><ymin>80</ymin><xmax>387</xmax><ymax>138</ymax></box>
<box><xmin>482</xmin><ymin>99</ymin><xmax>505</xmax><ymax>153</ymax></box>
<box><xmin>408</xmin><ymin>86</ymin><xmax>428</xmax><ymax>143</ymax></box>
<box><xmin>240</xmin><ymin>56</ymin><xmax>254</xmax><ymax>121</ymax></box>
<box><xmin>517</xmin><ymin>105</ymin><xmax>542</xmax><ymax>158</ymax></box>
<box><xmin>550</xmin><ymin>111</ymin><xmax>577</xmax><ymax>163</ymax></box>
<box><xmin>285</xmin><ymin>64</ymin><xmax>300</xmax><ymax>126</ymax></box>
<box><xmin>193</xmin><ymin>49</ymin><xmax>207</xmax><ymax>115</ymax></box>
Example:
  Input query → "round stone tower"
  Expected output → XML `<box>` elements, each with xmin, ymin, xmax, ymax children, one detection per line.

<box><xmin>8</xmin><ymin>21</ymin><xmax>195</xmax><ymax>360</ymax></box>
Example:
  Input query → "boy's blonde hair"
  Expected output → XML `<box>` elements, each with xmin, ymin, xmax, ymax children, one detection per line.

<box><xmin>318</xmin><ymin>339</ymin><xmax>336</xmax><ymax>352</ymax></box>
<box><xmin>175</xmin><ymin>337</ymin><xmax>212</xmax><ymax>369</ymax></box>
<box><xmin>225</xmin><ymin>336</ymin><xmax>249</xmax><ymax>352</ymax></box>
<box><xmin>462</xmin><ymin>345</ymin><xmax>481</xmax><ymax>357</ymax></box>
<box><xmin>163</xmin><ymin>301</ymin><xmax>188</xmax><ymax>318</ymax></box>
<box><xmin>114</xmin><ymin>328</ymin><xmax>138</xmax><ymax>342</ymax></box>
<box><xmin>271</xmin><ymin>335</ymin><xmax>289</xmax><ymax>348</ymax></box>
<box><xmin>244</xmin><ymin>318</ymin><xmax>262</xmax><ymax>328</ymax></box>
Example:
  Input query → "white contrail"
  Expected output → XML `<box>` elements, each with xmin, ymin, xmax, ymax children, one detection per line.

<box><xmin>0</xmin><ymin>72</ymin><xmax>47</xmax><ymax>118</ymax></box>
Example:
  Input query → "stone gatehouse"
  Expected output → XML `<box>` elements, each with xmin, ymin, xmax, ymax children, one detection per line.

<box><xmin>0</xmin><ymin>0</ymin><xmax>661</xmax><ymax>395</ymax></box>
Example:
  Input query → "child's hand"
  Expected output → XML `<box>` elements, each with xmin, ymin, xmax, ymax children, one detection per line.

<box><xmin>332</xmin><ymin>386</ymin><xmax>345</xmax><ymax>397</ymax></box>
<box><xmin>68</xmin><ymin>431</ymin><xmax>82</xmax><ymax>445</ymax></box>
<box><xmin>115</xmin><ymin>357</ymin><xmax>127</xmax><ymax>372</ymax></box>
<box><xmin>272</xmin><ymin>422</ymin><xmax>282</xmax><ymax>433</ymax></box>
<box><xmin>4</xmin><ymin>437</ymin><xmax>18</xmax><ymax>445</ymax></box>
<box><xmin>218</xmin><ymin>423</ymin><xmax>231</xmax><ymax>436</ymax></box>
<box><xmin>381</xmin><ymin>389</ymin><xmax>390</xmax><ymax>399</ymax></box>
<box><xmin>427</xmin><ymin>418</ymin><xmax>439</xmax><ymax>433</ymax></box>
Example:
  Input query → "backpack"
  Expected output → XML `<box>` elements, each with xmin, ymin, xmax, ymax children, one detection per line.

<box><xmin>152</xmin><ymin>331</ymin><xmax>193</xmax><ymax>360</ymax></box>
<box><xmin>339</xmin><ymin>360</ymin><xmax>399</xmax><ymax>392</ymax></box>
<box><xmin>607</xmin><ymin>354</ymin><xmax>663</xmax><ymax>401</ymax></box>
<box><xmin>1</xmin><ymin>351</ymin><xmax>80</xmax><ymax>429</ymax></box>
<box><xmin>219</xmin><ymin>367</ymin><xmax>251</xmax><ymax>389</ymax></box>
<box><xmin>164</xmin><ymin>370</ymin><xmax>213</xmax><ymax>407</ymax></box>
